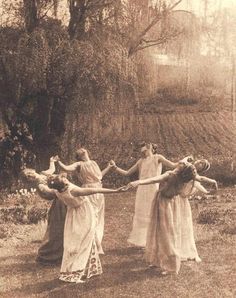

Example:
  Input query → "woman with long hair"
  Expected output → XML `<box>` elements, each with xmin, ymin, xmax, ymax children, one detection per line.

<box><xmin>21</xmin><ymin>156</ymin><xmax>66</xmax><ymax>265</ymax></box>
<box><xmin>47</xmin><ymin>174</ymin><xmax>124</xmax><ymax>283</ymax></box>
<box><xmin>127</xmin><ymin>161</ymin><xmax>217</xmax><ymax>275</ymax></box>
<box><xmin>178</xmin><ymin>159</ymin><xmax>217</xmax><ymax>262</ymax></box>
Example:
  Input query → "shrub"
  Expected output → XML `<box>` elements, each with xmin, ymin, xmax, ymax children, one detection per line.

<box><xmin>221</xmin><ymin>225</ymin><xmax>236</xmax><ymax>235</ymax></box>
<box><xmin>27</xmin><ymin>206</ymin><xmax>48</xmax><ymax>224</ymax></box>
<box><xmin>197</xmin><ymin>208</ymin><xmax>224</xmax><ymax>225</ymax></box>
<box><xmin>197</xmin><ymin>207</ymin><xmax>236</xmax><ymax>225</ymax></box>
<box><xmin>0</xmin><ymin>225</ymin><xmax>10</xmax><ymax>239</ymax></box>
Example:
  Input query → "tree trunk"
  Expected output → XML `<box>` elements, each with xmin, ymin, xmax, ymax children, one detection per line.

<box><xmin>23</xmin><ymin>0</ymin><xmax>38</xmax><ymax>33</ymax></box>
<box><xmin>68</xmin><ymin>0</ymin><xmax>87</xmax><ymax>40</ymax></box>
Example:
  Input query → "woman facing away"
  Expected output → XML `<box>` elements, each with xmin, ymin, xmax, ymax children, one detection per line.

<box><xmin>110</xmin><ymin>142</ymin><xmax>180</xmax><ymax>248</ymax></box>
<box><xmin>47</xmin><ymin>174</ymin><xmax>125</xmax><ymax>283</ymax></box>
<box><xmin>57</xmin><ymin>147</ymin><xmax>113</xmax><ymax>253</ymax></box>
<box><xmin>127</xmin><ymin>161</ymin><xmax>218</xmax><ymax>275</ymax></box>
<box><xmin>21</xmin><ymin>156</ymin><xmax>66</xmax><ymax>265</ymax></box>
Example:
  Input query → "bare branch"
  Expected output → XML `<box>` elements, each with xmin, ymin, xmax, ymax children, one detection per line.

<box><xmin>128</xmin><ymin>0</ymin><xmax>183</xmax><ymax>56</ymax></box>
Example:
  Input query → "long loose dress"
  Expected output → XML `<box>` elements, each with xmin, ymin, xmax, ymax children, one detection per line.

<box><xmin>145</xmin><ymin>172</ymin><xmax>188</xmax><ymax>274</ymax></box>
<box><xmin>36</xmin><ymin>186</ymin><xmax>66</xmax><ymax>265</ymax></box>
<box><xmin>55</xmin><ymin>184</ymin><xmax>102</xmax><ymax>283</ymax></box>
<box><xmin>178</xmin><ymin>181</ymin><xmax>201</xmax><ymax>262</ymax></box>
<box><xmin>76</xmin><ymin>160</ymin><xmax>105</xmax><ymax>254</ymax></box>
<box><xmin>128</xmin><ymin>155</ymin><xmax>162</xmax><ymax>247</ymax></box>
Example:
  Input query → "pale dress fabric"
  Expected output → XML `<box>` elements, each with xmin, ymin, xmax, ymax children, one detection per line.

<box><xmin>145</xmin><ymin>172</ymin><xmax>189</xmax><ymax>274</ymax></box>
<box><xmin>76</xmin><ymin>160</ymin><xmax>105</xmax><ymax>254</ymax></box>
<box><xmin>128</xmin><ymin>155</ymin><xmax>162</xmax><ymax>247</ymax></box>
<box><xmin>55</xmin><ymin>184</ymin><xmax>102</xmax><ymax>283</ymax></box>
<box><xmin>178</xmin><ymin>181</ymin><xmax>201</xmax><ymax>262</ymax></box>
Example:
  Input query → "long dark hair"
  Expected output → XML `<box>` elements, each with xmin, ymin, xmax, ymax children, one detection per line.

<box><xmin>151</xmin><ymin>143</ymin><xmax>158</xmax><ymax>154</ymax></box>
<box><xmin>177</xmin><ymin>163</ymin><xmax>197</xmax><ymax>183</ymax></box>
<box><xmin>47</xmin><ymin>174</ymin><xmax>67</xmax><ymax>192</ymax></box>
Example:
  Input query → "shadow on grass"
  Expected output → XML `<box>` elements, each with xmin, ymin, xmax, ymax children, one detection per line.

<box><xmin>0</xmin><ymin>253</ymin><xmax>36</xmax><ymax>262</ymax></box>
<box><xmin>0</xmin><ymin>253</ymin><xmax>60</xmax><ymax>279</ymax></box>
<box><xmin>0</xmin><ymin>259</ymin><xmax>164</xmax><ymax>297</ymax></box>
<box><xmin>105</xmin><ymin>246</ymin><xmax>145</xmax><ymax>256</ymax></box>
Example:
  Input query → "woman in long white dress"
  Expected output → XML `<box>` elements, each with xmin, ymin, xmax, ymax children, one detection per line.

<box><xmin>128</xmin><ymin>161</ymin><xmax>217</xmax><ymax>275</ymax></box>
<box><xmin>47</xmin><ymin>174</ymin><xmax>123</xmax><ymax>283</ymax></box>
<box><xmin>111</xmin><ymin>142</ymin><xmax>178</xmax><ymax>247</ymax></box>
<box><xmin>57</xmin><ymin>148</ymin><xmax>113</xmax><ymax>253</ymax></box>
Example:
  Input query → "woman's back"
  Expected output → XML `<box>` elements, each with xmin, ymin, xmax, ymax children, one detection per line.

<box><xmin>76</xmin><ymin>160</ymin><xmax>102</xmax><ymax>185</ymax></box>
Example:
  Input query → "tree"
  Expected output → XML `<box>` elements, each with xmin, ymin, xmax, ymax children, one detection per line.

<box><xmin>0</xmin><ymin>0</ymin><xmax>138</xmax><ymax>188</ymax></box>
<box><xmin>126</xmin><ymin>0</ymin><xmax>186</xmax><ymax>56</ymax></box>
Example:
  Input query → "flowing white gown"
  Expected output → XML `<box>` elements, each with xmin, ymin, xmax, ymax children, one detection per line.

<box><xmin>76</xmin><ymin>160</ymin><xmax>105</xmax><ymax>254</ymax></box>
<box><xmin>146</xmin><ymin>174</ymin><xmax>201</xmax><ymax>274</ymax></box>
<box><xmin>178</xmin><ymin>181</ymin><xmax>201</xmax><ymax>262</ymax></box>
<box><xmin>128</xmin><ymin>155</ymin><xmax>162</xmax><ymax>247</ymax></box>
<box><xmin>55</xmin><ymin>184</ymin><xmax>102</xmax><ymax>283</ymax></box>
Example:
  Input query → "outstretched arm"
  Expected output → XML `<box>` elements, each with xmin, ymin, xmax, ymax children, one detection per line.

<box><xmin>157</xmin><ymin>154</ymin><xmax>178</xmax><ymax>169</ymax></box>
<box><xmin>195</xmin><ymin>175</ymin><xmax>218</xmax><ymax>190</ymax></box>
<box><xmin>113</xmin><ymin>160</ymin><xmax>140</xmax><ymax>176</ymax></box>
<box><xmin>71</xmin><ymin>186</ymin><xmax>122</xmax><ymax>197</ymax></box>
<box><xmin>128</xmin><ymin>171</ymin><xmax>171</xmax><ymax>188</ymax></box>
<box><xmin>58</xmin><ymin>160</ymin><xmax>80</xmax><ymax>172</ymax></box>
<box><xmin>195</xmin><ymin>175</ymin><xmax>218</xmax><ymax>194</ymax></box>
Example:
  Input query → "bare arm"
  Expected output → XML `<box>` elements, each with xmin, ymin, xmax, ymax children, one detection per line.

<box><xmin>195</xmin><ymin>175</ymin><xmax>218</xmax><ymax>190</ymax></box>
<box><xmin>157</xmin><ymin>154</ymin><xmax>178</xmax><ymax>169</ymax></box>
<box><xmin>114</xmin><ymin>160</ymin><xmax>140</xmax><ymax>176</ymax></box>
<box><xmin>41</xmin><ymin>157</ymin><xmax>56</xmax><ymax>175</ymax></box>
<box><xmin>129</xmin><ymin>171</ymin><xmax>171</xmax><ymax>188</ymax></box>
<box><xmin>101</xmin><ymin>163</ymin><xmax>113</xmax><ymax>177</ymax></box>
<box><xmin>37</xmin><ymin>184</ymin><xmax>57</xmax><ymax>201</ymax></box>
<box><xmin>193</xmin><ymin>181</ymin><xmax>209</xmax><ymax>194</ymax></box>
<box><xmin>58</xmin><ymin>161</ymin><xmax>80</xmax><ymax>172</ymax></box>
<box><xmin>71</xmin><ymin>186</ymin><xmax>121</xmax><ymax>197</ymax></box>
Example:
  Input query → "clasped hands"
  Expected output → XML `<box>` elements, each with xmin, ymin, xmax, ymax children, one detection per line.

<box><xmin>117</xmin><ymin>181</ymin><xmax>139</xmax><ymax>192</ymax></box>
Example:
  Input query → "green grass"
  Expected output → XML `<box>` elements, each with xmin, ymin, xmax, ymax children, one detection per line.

<box><xmin>0</xmin><ymin>190</ymin><xmax>236</xmax><ymax>298</ymax></box>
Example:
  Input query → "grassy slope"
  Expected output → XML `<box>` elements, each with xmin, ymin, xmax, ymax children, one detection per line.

<box><xmin>0</xmin><ymin>190</ymin><xmax>236</xmax><ymax>298</ymax></box>
<box><xmin>86</xmin><ymin>111</ymin><xmax>236</xmax><ymax>186</ymax></box>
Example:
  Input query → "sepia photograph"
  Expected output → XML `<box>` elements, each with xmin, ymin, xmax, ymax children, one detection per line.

<box><xmin>0</xmin><ymin>0</ymin><xmax>235</xmax><ymax>297</ymax></box>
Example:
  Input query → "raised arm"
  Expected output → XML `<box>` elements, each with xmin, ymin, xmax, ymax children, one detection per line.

<box><xmin>157</xmin><ymin>154</ymin><xmax>178</xmax><ymax>169</ymax></box>
<box><xmin>113</xmin><ymin>160</ymin><xmax>140</xmax><ymax>177</ymax></box>
<box><xmin>37</xmin><ymin>184</ymin><xmax>57</xmax><ymax>201</ymax></box>
<box><xmin>71</xmin><ymin>185</ymin><xmax>121</xmax><ymax>197</ymax></box>
<box><xmin>58</xmin><ymin>160</ymin><xmax>80</xmax><ymax>172</ymax></box>
<box><xmin>41</xmin><ymin>157</ymin><xmax>56</xmax><ymax>175</ymax></box>
<box><xmin>101</xmin><ymin>162</ymin><xmax>113</xmax><ymax>177</ymax></box>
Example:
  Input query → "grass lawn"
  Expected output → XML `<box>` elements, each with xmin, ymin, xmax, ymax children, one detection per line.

<box><xmin>0</xmin><ymin>190</ymin><xmax>236</xmax><ymax>298</ymax></box>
